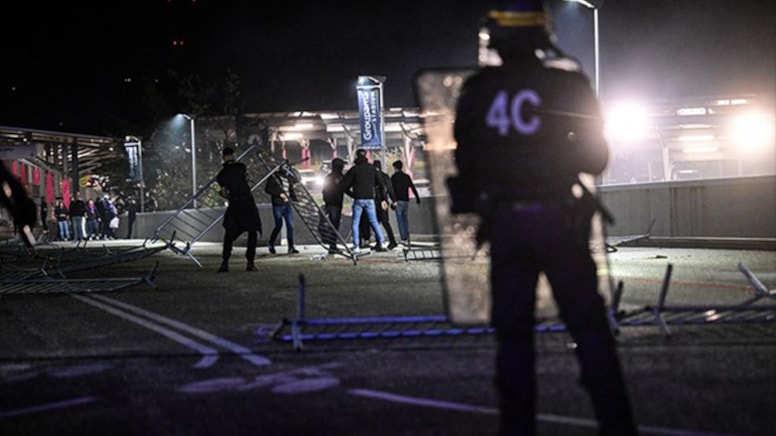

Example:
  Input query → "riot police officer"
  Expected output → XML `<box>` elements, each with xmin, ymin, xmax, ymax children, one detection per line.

<box><xmin>451</xmin><ymin>1</ymin><xmax>638</xmax><ymax>434</ymax></box>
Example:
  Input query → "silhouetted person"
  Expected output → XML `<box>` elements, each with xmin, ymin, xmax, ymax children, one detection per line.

<box><xmin>390</xmin><ymin>160</ymin><xmax>421</xmax><ymax>244</ymax></box>
<box><xmin>321</xmin><ymin>157</ymin><xmax>346</xmax><ymax>253</ymax></box>
<box><xmin>69</xmin><ymin>191</ymin><xmax>86</xmax><ymax>242</ymax></box>
<box><xmin>265</xmin><ymin>163</ymin><xmax>299</xmax><ymax>254</ymax></box>
<box><xmin>216</xmin><ymin>147</ymin><xmax>262</xmax><ymax>271</ymax></box>
<box><xmin>125</xmin><ymin>197</ymin><xmax>137</xmax><ymax>238</ymax></box>
<box><xmin>372</xmin><ymin>160</ymin><xmax>398</xmax><ymax>250</ymax></box>
<box><xmin>451</xmin><ymin>1</ymin><xmax>637</xmax><ymax>434</ymax></box>
<box><xmin>54</xmin><ymin>197</ymin><xmax>69</xmax><ymax>241</ymax></box>
<box><xmin>342</xmin><ymin>149</ymin><xmax>386</xmax><ymax>253</ymax></box>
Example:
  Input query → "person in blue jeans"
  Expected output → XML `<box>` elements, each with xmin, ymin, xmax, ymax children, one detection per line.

<box><xmin>390</xmin><ymin>160</ymin><xmax>421</xmax><ymax>244</ymax></box>
<box><xmin>342</xmin><ymin>150</ymin><xmax>386</xmax><ymax>252</ymax></box>
<box><xmin>54</xmin><ymin>197</ymin><xmax>70</xmax><ymax>241</ymax></box>
<box><xmin>265</xmin><ymin>166</ymin><xmax>299</xmax><ymax>254</ymax></box>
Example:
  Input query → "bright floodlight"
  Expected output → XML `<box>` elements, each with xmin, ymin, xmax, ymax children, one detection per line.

<box><xmin>604</xmin><ymin>102</ymin><xmax>650</xmax><ymax>143</ymax></box>
<box><xmin>729</xmin><ymin>114</ymin><xmax>773</xmax><ymax>150</ymax></box>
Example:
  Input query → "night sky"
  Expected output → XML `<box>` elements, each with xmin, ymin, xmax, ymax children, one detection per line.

<box><xmin>0</xmin><ymin>0</ymin><xmax>773</xmax><ymax>134</ymax></box>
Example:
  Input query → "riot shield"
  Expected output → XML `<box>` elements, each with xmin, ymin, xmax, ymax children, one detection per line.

<box><xmin>414</xmin><ymin>68</ymin><xmax>613</xmax><ymax>326</ymax></box>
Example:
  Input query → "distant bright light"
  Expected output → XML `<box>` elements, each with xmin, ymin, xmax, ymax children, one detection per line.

<box><xmin>729</xmin><ymin>113</ymin><xmax>773</xmax><ymax>150</ymax></box>
<box><xmin>604</xmin><ymin>102</ymin><xmax>650</xmax><ymax>143</ymax></box>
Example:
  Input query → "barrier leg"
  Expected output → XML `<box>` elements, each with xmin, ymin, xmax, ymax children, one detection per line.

<box><xmin>292</xmin><ymin>274</ymin><xmax>306</xmax><ymax>351</ymax></box>
<box><xmin>654</xmin><ymin>263</ymin><xmax>673</xmax><ymax>338</ymax></box>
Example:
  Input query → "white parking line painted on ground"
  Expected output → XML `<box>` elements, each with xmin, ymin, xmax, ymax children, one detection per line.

<box><xmin>72</xmin><ymin>294</ymin><xmax>219</xmax><ymax>369</ymax></box>
<box><xmin>86</xmin><ymin>294</ymin><xmax>271</xmax><ymax>367</ymax></box>
<box><xmin>348</xmin><ymin>388</ymin><xmax>498</xmax><ymax>415</ymax></box>
<box><xmin>0</xmin><ymin>396</ymin><xmax>97</xmax><ymax>418</ymax></box>
<box><xmin>348</xmin><ymin>389</ymin><xmax>738</xmax><ymax>436</ymax></box>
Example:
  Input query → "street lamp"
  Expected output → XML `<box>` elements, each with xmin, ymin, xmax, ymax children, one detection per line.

<box><xmin>181</xmin><ymin>114</ymin><xmax>197</xmax><ymax>208</ymax></box>
<box><xmin>565</xmin><ymin>0</ymin><xmax>601</xmax><ymax>98</ymax></box>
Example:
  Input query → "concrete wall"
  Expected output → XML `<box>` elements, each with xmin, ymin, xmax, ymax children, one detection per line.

<box><xmin>122</xmin><ymin>175</ymin><xmax>776</xmax><ymax>244</ymax></box>
<box><xmin>124</xmin><ymin>201</ymin><xmax>437</xmax><ymax>246</ymax></box>
<box><xmin>600</xmin><ymin>175</ymin><xmax>776</xmax><ymax>238</ymax></box>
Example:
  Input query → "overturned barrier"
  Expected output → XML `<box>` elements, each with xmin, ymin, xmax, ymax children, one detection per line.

<box><xmin>611</xmin><ymin>262</ymin><xmax>776</xmax><ymax>337</ymax></box>
<box><xmin>0</xmin><ymin>240</ymin><xmax>164</xmax><ymax>296</ymax></box>
<box><xmin>0</xmin><ymin>263</ymin><xmax>157</xmax><ymax>296</ymax></box>
<box><xmin>258</xmin><ymin>263</ymin><xmax>776</xmax><ymax>350</ymax></box>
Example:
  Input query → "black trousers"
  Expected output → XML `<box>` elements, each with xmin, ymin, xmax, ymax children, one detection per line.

<box><xmin>489</xmin><ymin>204</ymin><xmax>637</xmax><ymax>436</ymax></box>
<box><xmin>361</xmin><ymin>202</ymin><xmax>395</xmax><ymax>245</ymax></box>
<box><xmin>222</xmin><ymin>228</ymin><xmax>257</xmax><ymax>264</ymax></box>
<box><xmin>323</xmin><ymin>205</ymin><xmax>342</xmax><ymax>247</ymax></box>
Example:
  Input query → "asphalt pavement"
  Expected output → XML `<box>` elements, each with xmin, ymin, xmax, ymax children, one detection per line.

<box><xmin>1</xmin><ymin>239</ymin><xmax>775</xmax><ymax>435</ymax></box>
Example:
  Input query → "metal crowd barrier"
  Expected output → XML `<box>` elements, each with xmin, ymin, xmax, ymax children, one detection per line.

<box><xmin>0</xmin><ymin>263</ymin><xmax>157</xmax><ymax>296</ymax></box>
<box><xmin>152</xmin><ymin>145</ymin><xmax>355</xmax><ymax>266</ymax></box>
<box><xmin>151</xmin><ymin>144</ymin><xmax>262</xmax><ymax>266</ymax></box>
<box><xmin>1</xmin><ymin>239</ymin><xmax>168</xmax><ymax>279</ymax></box>
<box><xmin>611</xmin><ymin>262</ymin><xmax>776</xmax><ymax>337</ymax></box>
<box><xmin>252</xmin><ymin>148</ymin><xmax>356</xmax><ymax>264</ymax></box>
<box><xmin>0</xmin><ymin>238</ymin><xmax>165</xmax><ymax>296</ymax></box>
<box><xmin>258</xmin><ymin>263</ymin><xmax>776</xmax><ymax>350</ymax></box>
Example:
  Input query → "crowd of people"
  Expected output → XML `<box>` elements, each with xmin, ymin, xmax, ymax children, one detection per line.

<box><xmin>303</xmin><ymin>149</ymin><xmax>423</xmax><ymax>254</ymax></box>
<box><xmin>39</xmin><ymin>192</ymin><xmax>140</xmax><ymax>242</ymax></box>
<box><xmin>214</xmin><ymin>146</ymin><xmax>424</xmax><ymax>270</ymax></box>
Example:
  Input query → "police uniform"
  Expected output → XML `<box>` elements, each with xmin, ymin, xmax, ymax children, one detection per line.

<box><xmin>452</xmin><ymin>1</ymin><xmax>637</xmax><ymax>434</ymax></box>
<box><xmin>216</xmin><ymin>157</ymin><xmax>262</xmax><ymax>270</ymax></box>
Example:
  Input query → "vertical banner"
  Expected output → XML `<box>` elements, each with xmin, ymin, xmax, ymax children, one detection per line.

<box><xmin>357</xmin><ymin>80</ymin><xmax>383</xmax><ymax>150</ymax></box>
<box><xmin>124</xmin><ymin>140</ymin><xmax>141</xmax><ymax>182</ymax></box>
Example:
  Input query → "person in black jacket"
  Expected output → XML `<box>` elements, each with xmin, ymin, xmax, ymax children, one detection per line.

<box><xmin>54</xmin><ymin>197</ymin><xmax>69</xmax><ymax>241</ymax></box>
<box><xmin>69</xmin><ymin>191</ymin><xmax>86</xmax><ymax>242</ymax></box>
<box><xmin>341</xmin><ymin>149</ymin><xmax>386</xmax><ymax>253</ymax></box>
<box><xmin>372</xmin><ymin>160</ymin><xmax>398</xmax><ymax>250</ymax></box>
<box><xmin>125</xmin><ymin>197</ymin><xmax>137</xmax><ymax>239</ymax></box>
<box><xmin>216</xmin><ymin>147</ymin><xmax>262</xmax><ymax>272</ymax></box>
<box><xmin>390</xmin><ymin>160</ymin><xmax>421</xmax><ymax>243</ymax></box>
<box><xmin>451</xmin><ymin>1</ymin><xmax>637</xmax><ymax>435</ymax></box>
<box><xmin>264</xmin><ymin>163</ymin><xmax>299</xmax><ymax>254</ymax></box>
<box><xmin>321</xmin><ymin>158</ymin><xmax>346</xmax><ymax>253</ymax></box>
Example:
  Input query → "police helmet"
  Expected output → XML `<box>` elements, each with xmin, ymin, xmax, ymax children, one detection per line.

<box><xmin>479</xmin><ymin>0</ymin><xmax>555</xmax><ymax>64</ymax></box>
